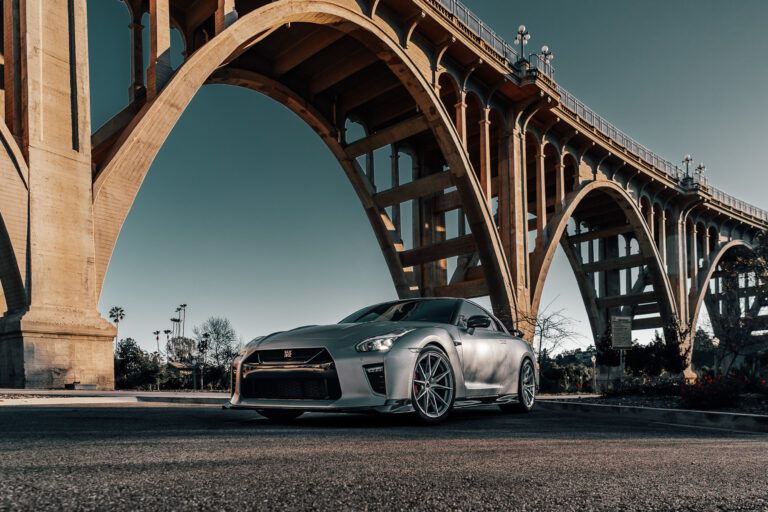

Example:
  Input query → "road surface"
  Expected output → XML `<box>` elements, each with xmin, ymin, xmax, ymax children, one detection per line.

<box><xmin>0</xmin><ymin>404</ymin><xmax>766</xmax><ymax>510</ymax></box>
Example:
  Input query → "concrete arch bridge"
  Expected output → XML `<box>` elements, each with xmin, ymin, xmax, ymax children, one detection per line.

<box><xmin>0</xmin><ymin>0</ymin><xmax>765</xmax><ymax>387</ymax></box>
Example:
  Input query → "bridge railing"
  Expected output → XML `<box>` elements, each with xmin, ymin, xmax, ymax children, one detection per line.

<box><xmin>436</xmin><ymin>0</ymin><xmax>520</xmax><ymax>62</ymax></box>
<box><xmin>432</xmin><ymin>0</ymin><xmax>768</xmax><ymax>223</ymax></box>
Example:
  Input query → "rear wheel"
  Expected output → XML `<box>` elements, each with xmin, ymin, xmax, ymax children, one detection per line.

<box><xmin>257</xmin><ymin>409</ymin><xmax>304</xmax><ymax>422</ymax></box>
<box><xmin>411</xmin><ymin>347</ymin><xmax>455</xmax><ymax>424</ymax></box>
<box><xmin>500</xmin><ymin>358</ymin><xmax>536</xmax><ymax>413</ymax></box>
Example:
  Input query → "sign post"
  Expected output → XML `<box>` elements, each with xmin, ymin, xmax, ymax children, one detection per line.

<box><xmin>611</xmin><ymin>316</ymin><xmax>633</xmax><ymax>380</ymax></box>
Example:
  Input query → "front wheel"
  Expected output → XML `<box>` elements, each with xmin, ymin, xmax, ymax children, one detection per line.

<box><xmin>257</xmin><ymin>409</ymin><xmax>304</xmax><ymax>422</ymax></box>
<box><xmin>411</xmin><ymin>348</ymin><xmax>455</xmax><ymax>424</ymax></box>
<box><xmin>500</xmin><ymin>358</ymin><xmax>536</xmax><ymax>413</ymax></box>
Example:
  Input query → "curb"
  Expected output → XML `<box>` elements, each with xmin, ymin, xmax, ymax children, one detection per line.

<box><xmin>136</xmin><ymin>395</ymin><xmax>229</xmax><ymax>406</ymax></box>
<box><xmin>538</xmin><ymin>399</ymin><xmax>768</xmax><ymax>433</ymax></box>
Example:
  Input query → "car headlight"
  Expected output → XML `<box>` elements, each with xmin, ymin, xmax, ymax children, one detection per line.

<box><xmin>355</xmin><ymin>329</ymin><xmax>414</xmax><ymax>353</ymax></box>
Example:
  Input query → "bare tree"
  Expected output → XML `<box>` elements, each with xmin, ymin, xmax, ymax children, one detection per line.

<box><xmin>522</xmin><ymin>299</ymin><xmax>582</xmax><ymax>363</ymax></box>
<box><xmin>194</xmin><ymin>317</ymin><xmax>238</xmax><ymax>369</ymax></box>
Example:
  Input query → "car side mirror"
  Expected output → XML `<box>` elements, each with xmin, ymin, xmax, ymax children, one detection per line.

<box><xmin>511</xmin><ymin>329</ymin><xmax>525</xmax><ymax>338</ymax></box>
<box><xmin>467</xmin><ymin>315</ymin><xmax>492</xmax><ymax>329</ymax></box>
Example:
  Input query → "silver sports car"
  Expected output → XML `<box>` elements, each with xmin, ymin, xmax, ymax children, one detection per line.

<box><xmin>228</xmin><ymin>298</ymin><xmax>538</xmax><ymax>423</ymax></box>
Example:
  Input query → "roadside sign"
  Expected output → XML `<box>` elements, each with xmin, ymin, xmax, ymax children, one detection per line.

<box><xmin>611</xmin><ymin>315</ymin><xmax>633</xmax><ymax>349</ymax></box>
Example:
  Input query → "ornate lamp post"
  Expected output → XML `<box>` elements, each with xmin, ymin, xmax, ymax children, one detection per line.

<box><xmin>682</xmin><ymin>154</ymin><xmax>694</xmax><ymax>178</ymax></box>
<box><xmin>540</xmin><ymin>45</ymin><xmax>553</xmax><ymax>64</ymax></box>
<box><xmin>514</xmin><ymin>25</ymin><xmax>530</xmax><ymax>62</ymax></box>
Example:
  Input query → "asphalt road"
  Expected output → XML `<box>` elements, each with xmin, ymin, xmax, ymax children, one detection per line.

<box><xmin>0</xmin><ymin>404</ymin><xmax>766</xmax><ymax>511</ymax></box>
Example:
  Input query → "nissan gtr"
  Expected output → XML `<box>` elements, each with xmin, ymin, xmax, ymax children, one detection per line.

<box><xmin>228</xmin><ymin>298</ymin><xmax>538</xmax><ymax>423</ymax></box>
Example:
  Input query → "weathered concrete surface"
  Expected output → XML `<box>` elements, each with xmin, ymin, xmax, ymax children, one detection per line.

<box><xmin>0</xmin><ymin>405</ymin><xmax>766</xmax><ymax>510</ymax></box>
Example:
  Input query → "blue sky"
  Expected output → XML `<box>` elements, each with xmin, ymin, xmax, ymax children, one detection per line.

<box><xmin>89</xmin><ymin>0</ymin><xmax>768</xmax><ymax>353</ymax></box>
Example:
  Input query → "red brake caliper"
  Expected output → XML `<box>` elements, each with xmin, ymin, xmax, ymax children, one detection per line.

<box><xmin>414</xmin><ymin>371</ymin><xmax>419</xmax><ymax>396</ymax></box>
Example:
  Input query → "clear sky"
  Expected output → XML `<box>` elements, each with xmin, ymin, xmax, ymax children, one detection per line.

<box><xmin>89</xmin><ymin>0</ymin><xmax>768</xmax><ymax>354</ymax></box>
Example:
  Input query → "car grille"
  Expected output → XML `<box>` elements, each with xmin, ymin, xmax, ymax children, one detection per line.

<box><xmin>241</xmin><ymin>375</ymin><xmax>341</xmax><ymax>400</ymax></box>
<box><xmin>240</xmin><ymin>348</ymin><xmax>341</xmax><ymax>401</ymax></box>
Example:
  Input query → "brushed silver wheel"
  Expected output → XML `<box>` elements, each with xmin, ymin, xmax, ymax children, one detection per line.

<box><xmin>519</xmin><ymin>359</ymin><xmax>536</xmax><ymax>412</ymax></box>
<box><xmin>412</xmin><ymin>348</ymin><xmax>455</xmax><ymax>423</ymax></box>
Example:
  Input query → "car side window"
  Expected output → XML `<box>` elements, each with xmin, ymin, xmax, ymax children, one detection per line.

<box><xmin>458</xmin><ymin>302</ymin><xmax>497</xmax><ymax>331</ymax></box>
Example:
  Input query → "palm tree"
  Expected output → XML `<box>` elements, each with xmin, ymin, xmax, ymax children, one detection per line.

<box><xmin>153</xmin><ymin>330</ymin><xmax>161</xmax><ymax>354</ymax></box>
<box><xmin>109</xmin><ymin>306</ymin><xmax>125</xmax><ymax>352</ymax></box>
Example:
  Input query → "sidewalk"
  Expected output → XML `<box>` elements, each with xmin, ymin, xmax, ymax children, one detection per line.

<box><xmin>0</xmin><ymin>389</ymin><xmax>229</xmax><ymax>406</ymax></box>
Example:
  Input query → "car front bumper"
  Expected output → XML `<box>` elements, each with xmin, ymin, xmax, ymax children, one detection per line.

<box><xmin>228</xmin><ymin>340</ymin><xmax>420</xmax><ymax>414</ymax></box>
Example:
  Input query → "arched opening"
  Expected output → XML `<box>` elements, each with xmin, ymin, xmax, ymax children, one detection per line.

<box><xmin>531</xmin><ymin>182</ymin><xmax>676</xmax><ymax>349</ymax></box>
<box><xmin>437</xmin><ymin>72</ymin><xmax>460</xmax><ymax>132</ymax></box>
<box><xmin>92</xmin><ymin>3</ymin><xmax>518</xmax><ymax>342</ymax></box>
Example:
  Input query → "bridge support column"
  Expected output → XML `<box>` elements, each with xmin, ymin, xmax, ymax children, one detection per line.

<box><xmin>555</xmin><ymin>160</ymin><xmax>565</xmax><ymax>214</ymax></box>
<box><xmin>478</xmin><ymin>108</ymin><xmax>491</xmax><ymax>206</ymax></box>
<box><xmin>147</xmin><ymin>0</ymin><xmax>172</xmax><ymax>100</ymax></box>
<box><xmin>215</xmin><ymin>0</ymin><xmax>238</xmax><ymax>35</ymax></box>
<box><xmin>499</xmin><ymin>125</ymin><xmax>531</xmax><ymax>337</ymax></box>
<box><xmin>0</xmin><ymin>0</ymin><xmax>115</xmax><ymax>389</ymax></box>
<box><xmin>688</xmin><ymin>224</ymin><xmax>699</xmax><ymax>302</ymax></box>
<box><xmin>454</xmin><ymin>92</ymin><xmax>467</xmax><ymax>148</ymax></box>
<box><xmin>128</xmin><ymin>17</ymin><xmax>145</xmax><ymax>101</ymax></box>
<box><xmin>3</xmin><ymin>0</ymin><xmax>22</xmax><ymax>135</ymax></box>
<box><xmin>535</xmin><ymin>149</ymin><xmax>546</xmax><ymax>250</ymax></box>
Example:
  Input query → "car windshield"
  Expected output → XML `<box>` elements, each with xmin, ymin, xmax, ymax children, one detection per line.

<box><xmin>340</xmin><ymin>299</ymin><xmax>457</xmax><ymax>325</ymax></box>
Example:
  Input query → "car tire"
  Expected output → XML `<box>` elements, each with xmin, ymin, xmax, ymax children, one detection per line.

<box><xmin>411</xmin><ymin>347</ymin><xmax>455</xmax><ymax>424</ymax></box>
<box><xmin>257</xmin><ymin>409</ymin><xmax>304</xmax><ymax>422</ymax></box>
<box><xmin>499</xmin><ymin>358</ymin><xmax>536</xmax><ymax>413</ymax></box>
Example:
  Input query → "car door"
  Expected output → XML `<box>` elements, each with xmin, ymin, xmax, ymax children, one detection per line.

<box><xmin>457</xmin><ymin>302</ymin><xmax>509</xmax><ymax>397</ymax></box>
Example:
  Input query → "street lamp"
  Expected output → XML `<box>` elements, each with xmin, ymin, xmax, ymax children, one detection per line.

<box><xmin>540</xmin><ymin>45</ymin><xmax>553</xmax><ymax>64</ymax></box>
<box><xmin>513</xmin><ymin>24</ymin><xmax>530</xmax><ymax>62</ymax></box>
<box><xmin>682</xmin><ymin>154</ymin><xmax>694</xmax><ymax>178</ymax></box>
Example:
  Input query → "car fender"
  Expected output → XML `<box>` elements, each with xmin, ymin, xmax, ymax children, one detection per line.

<box><xmin>390</xmin><ymin>327</ymin><xmax>467</xmax><ymax>400</ymax></box>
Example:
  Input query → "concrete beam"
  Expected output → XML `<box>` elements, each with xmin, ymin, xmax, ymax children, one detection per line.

<box><xmin>345</xmin><ymin>115</ymin><xmax>429</xmax><ymax>159</ymax></box>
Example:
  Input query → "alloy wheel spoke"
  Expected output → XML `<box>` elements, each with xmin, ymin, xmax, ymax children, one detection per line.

<box><xmin>433</xmin><ymin>369</ymin><xmax>450</xmax><ymax>382</ymax></box>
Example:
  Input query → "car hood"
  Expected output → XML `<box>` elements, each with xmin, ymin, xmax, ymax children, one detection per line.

<box><xmin>255</xmin><ymin>321</ymin><xmax>429</xmax><ymax>348</ymax></box>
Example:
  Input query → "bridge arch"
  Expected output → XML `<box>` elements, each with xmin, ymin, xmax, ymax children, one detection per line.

<box><xmin>690</xmin><ymin>239</ymin><xmax>756</xmax><ymax>336</ymax></box>
<box><xmin>531</xmin><ymin>180</ymin><xmax>679</xmax><ymax>339</ymax></box>
<box><xmin>92</xmin><ymin>0</ymin><xmax>517</xmax><ymax>325</ymax></box>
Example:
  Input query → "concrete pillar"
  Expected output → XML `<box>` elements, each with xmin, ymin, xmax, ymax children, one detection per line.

<box><xmin>647</xmin><ymin>207</ymin><xmax>655</xmax><ymax>240</ymax></box>
<box><xmin>555</xmin><ymin>159</ymin><xmax>565</xmax><ymax>214</ymax></box>
<box><xmin>3</xmin><ymin>0</ymin><xmax>22</xmax><ymax>136</ymax></box>
<box><xmin>454</xmin><ymin>91</ymin><xmax>467</xmax><ymax>149</ymax></box>
<box><xmin>215</xmin><ymin>0</ymin><xmax>238</xmax><ymax>35</ymax></box>
<box><xmin>535</xmin><ymin>149</ymin><xmax>546</xmax><ymax>250</ymax></box>
<box><xmin>390</xmin><ymin>147</ymin><xmax>400</xmax><ymax>238</ymax></box>
<box><xmin>147</xmin><ymin>0</ymin><xmax>172</xmax><ymax>101</ymax></box>
<box><xmin>128</xmin><ymin>20</ymin><xmax>145</xmax><ymax>101</ymax></box>
<box><xmin>0</xmin><ymin>0</ymin><xmax>115</xmax><ymax>389</ymax></box>
<box><xmin>666</xmin><ymin>214</ymin><xmax>688</xmax><ymax>321</ymax></box>
<box><xmin>702</xmin><ymin>228</ymin><xmax>710</xmax><ymax>270</ymax></box>
<box><xmin>658</xmin><ymin>210</ymin><xmax>667</xmax><ymax>267</ymax></box>
<box><xmin>689</xmin><ymin>224</ymin><xmax>698</xmax><ymax>300</ymax></box>
<box><xmin>478</xmin><ymin>108</ymin><xmax>491</xmax><ymax>206</ymax></box>
<box><xmin>624</xmin><ymin>237</ymin><xmax>632</xmax><ymax>294</ymax></box>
